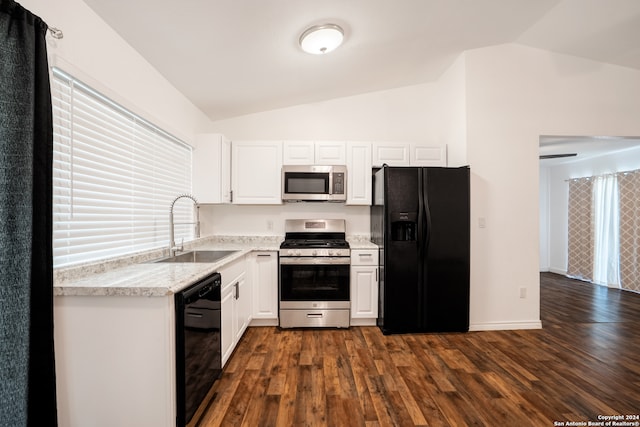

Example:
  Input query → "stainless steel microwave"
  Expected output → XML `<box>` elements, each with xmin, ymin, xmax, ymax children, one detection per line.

<box><xmin>281</xmin><ymin>165</ymin><xmax>347</xmax><ymax>202</ymax></box>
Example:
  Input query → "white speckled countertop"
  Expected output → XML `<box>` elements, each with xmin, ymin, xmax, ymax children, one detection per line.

<box><xmin>347</xmin><ymin>236</ymin><xmax>378</xmax><ymax>250</ymax></box>
<box><xmin>53</xmin><ymin>235</ymin><xmax>376</xmax><ymax>297</ymax></box>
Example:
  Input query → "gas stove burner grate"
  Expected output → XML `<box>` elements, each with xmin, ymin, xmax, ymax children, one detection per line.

<box><xmin>280</xmin><ymin>239</ymin><xmax>349</xmax><ymax>249</ymax></box>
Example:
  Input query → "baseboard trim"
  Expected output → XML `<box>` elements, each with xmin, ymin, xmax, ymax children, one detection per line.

<box><xmin>249</xmin><ymin>318</ymin><xmax>278</xmax><ymax>327</ymax></box>
<box><xmin>469</xmin><ymin>320</ymin><xmax>542</xmax><ymax>331</ymax></box>
<box><xmin>349</xmin><ymin>318</ymin><xmax>377</xmax><ymax>326</ymax></box>
<box><xmin>548</xmin><ymin>267</ymin><xmax>567</xmax><ymax>275</ymax></box>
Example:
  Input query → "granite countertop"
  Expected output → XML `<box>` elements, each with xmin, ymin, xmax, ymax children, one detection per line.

<box><xmin>53</xmin><ymin>235</ymin><xmax>377</xmax><ymax>298</ymax></box>
<box><xmin>53</xmin><ymin>237</ymin><xmax>282</xmax><ymax>297</ymax></box>
<box><xmin>347</xmin><ymin>236</ymin><xmax>378</xmax><ymax>250</ymax></box>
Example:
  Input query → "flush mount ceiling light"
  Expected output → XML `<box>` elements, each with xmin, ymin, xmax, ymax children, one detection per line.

<box><xmin>299</xmin><ymin>24</ymin><xmax>344</xmax><ymax>55</ymax></box>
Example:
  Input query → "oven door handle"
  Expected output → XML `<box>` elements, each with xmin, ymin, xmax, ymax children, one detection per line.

<box><xmin>279</xmin><ymin>256</ymin><xmax>351</xmax><ymax>265</ymax></box>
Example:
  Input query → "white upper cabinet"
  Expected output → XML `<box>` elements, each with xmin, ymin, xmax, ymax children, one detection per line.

<box><xmin>372</xmin><ymin>142</ymin><xmax>410</xmax><ymax>166</ymax></box>
<box><xmin>373</xmin><ymin>142</ymin><xmax>446</xmax><ymax>167</ymax></box>
<box><xmin>192</xmin><ymin>133</ymin><xmax>231</xmax><ymax>204</ymax></box>
<box><xmin>346</xmin><ymin>141</ymin><xmax>372</xmax><ymax>205</ymax></box>
<box><xmin>283</xmin><ymin>141</ymin><xmax>315</xmax><ymax>165</ymax></box>
<box><xmin>283</xmin><ymin>140</ymin><xmax>346</xmax><ymax>165</ymax></box>
<box><xmin>232</xmin><ymin>140</ymin><xmax>283</xmax><ymax>204</ymax></box>
<box><xmin>410</xmin><ymin>143</ymin><xmax>446</xmax><ymax>166</ymax></box>
<box><xmin>315</xmin><ymin>141</ymin><xmax>346</xmax><ymax>164</ymax></box>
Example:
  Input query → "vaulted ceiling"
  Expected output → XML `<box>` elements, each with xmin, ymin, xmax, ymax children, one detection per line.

<box><xmin>83</xmin><ymin>0</ymin><xmax>640</xmax><ymax>122</ymax></box>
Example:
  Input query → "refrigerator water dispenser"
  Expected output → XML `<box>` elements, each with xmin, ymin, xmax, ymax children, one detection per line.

<box><xmin>390</xmin><ymin>212</ymin><xmax>417</xmax><ymax>241</ymax></box>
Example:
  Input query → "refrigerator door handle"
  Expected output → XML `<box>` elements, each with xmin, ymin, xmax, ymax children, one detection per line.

<box><xmin>422</xmin><ymin>170</ymin><xmax>432</xmax><ymax>252</ymax></box>
<box><xmin>417</xmin><ymin>170</ymin><xmax>426</xmax><ymax>254</ymax></box>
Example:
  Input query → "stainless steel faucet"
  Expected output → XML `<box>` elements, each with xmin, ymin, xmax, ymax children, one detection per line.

<box><xmin>169</xmin><ymin>194</ymin><xmax>200</xmax><ymax>257</ymax></box>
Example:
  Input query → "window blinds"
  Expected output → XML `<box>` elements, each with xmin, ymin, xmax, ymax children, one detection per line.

<box><xmin>52</xmin><ymin>68</ymin><xmax>193</xmax><ymax>267</ymax></box>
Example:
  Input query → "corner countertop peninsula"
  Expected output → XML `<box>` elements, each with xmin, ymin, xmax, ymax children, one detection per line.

<box><xmin>53</xmin><ymin>234</ymin><xmax>377</xmax><ymax>427</ymax></box>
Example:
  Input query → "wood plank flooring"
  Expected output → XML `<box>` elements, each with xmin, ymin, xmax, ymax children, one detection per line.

<box><xmin>190</xmin><ymin>273</ymin><xmax>640</xmax><ymax>426</ymax></box>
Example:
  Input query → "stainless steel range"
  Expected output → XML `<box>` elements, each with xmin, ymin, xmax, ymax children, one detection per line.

<box><xmin>279</xmin><ymin>219</ymin><xmax>351</xmax><ymax>328</ymax></box>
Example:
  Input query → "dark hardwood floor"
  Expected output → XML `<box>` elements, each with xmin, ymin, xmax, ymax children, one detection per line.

<box><xmin>191</xmin><ymin>273</ymin><xmax>640</xmax><ymax>426</ymax></box>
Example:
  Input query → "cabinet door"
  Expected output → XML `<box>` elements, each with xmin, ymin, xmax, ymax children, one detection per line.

<box><xmin>372</xmin><ymin>142</ymin><xmax>410</xmax><ymax>167</ymax></box>
<box><xmin>220</xmin><ymin>136</ymin><xmax>232</xmax><ymax>202</ymax></box>
<box><xmin>193</xmin><ymin>134</ymin><xmax>231</xmax><ymax>204</ymax></box>
<box><xmin>251</xmin><ymin>252</ymin><xmax>278</xmax><ymax>320</ymax></box>
<box><xmin>283</xmin><ymin>141</ymin><xmax>314</xmax><ymax>165</ymax></box>
<box><xmin>232</xmin><ymin>141</ymin><xmax>283</xmax><ymax>204</ymax></box>
<box><xmin>350</xmin><ymin>266</ymin><xmax>378</xmax><ymax>318</ymax></box>
<box><xmin>221</xmin><ymin>284</ymin><xmax>235</xmax><ymax>367</ymax></box>
<box><xmin>410</xmin><ymin>143</ymin><xmax>446</xmax><ymax>166</ymax></box>
<box><xmin>346</xmin><ymin>141</ymin><xmax>372</xmax><ymax>205</ymax></box>
<box><xmin>315</xmin><ymin>141</ymin><xmax>346</xmax><ymax>165</ymax></box>
<box><xmin>234</xmin><ymin>274</ymin><xmax>249</xmax><ymax>342</ymax></box>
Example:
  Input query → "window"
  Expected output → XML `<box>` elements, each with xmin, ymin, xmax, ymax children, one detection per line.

<box><xmin>52</xmin><ymin>68</ymin><xmax>193</xmax><ymax>267</ymax></box>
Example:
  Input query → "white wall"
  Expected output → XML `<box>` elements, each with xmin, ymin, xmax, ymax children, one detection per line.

<box><xmin>437</xmin><ymin>53</ymin><xmax>468</xmax><ymax>167</ymax></box>
<box><xmin>206</xmin><ymin>80</ymin><xmax>444</xmax><ymax>141</ymax></box>
<box><xmin>546</xmin><ymin>146</ymin><xmax>640</xmax><ymax>274</ymax></box>
<box><xmin>199</xmin><ymin>204</ymin><xmax>369</xmax><ymax>237</ymax></box>
<box><xmin>539</xmin><ymin>165</ymin><xmax>550</xmax><ymax>271</ymax></box>
<box><xmin>464</xmin><ymin>43</ymin><xmax>640</xmax><ymax>330</ymax></box>
<box><xmin>21</xmin><ymin>0</ymin><xmax>210</xmax><ymax>144</ymax></box>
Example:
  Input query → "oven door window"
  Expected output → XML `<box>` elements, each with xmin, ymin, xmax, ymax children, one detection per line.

<box><xmin>280</xmin><ymin>263</ymin><xmax>350</xmax><ymax>301</ymax></box>
<box><xmin>284</xmin><ymin>172</ymin><xmax>329</xmax><ymax>194</ymax></box>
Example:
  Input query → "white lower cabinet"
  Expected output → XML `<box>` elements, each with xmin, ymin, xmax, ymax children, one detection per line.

<box><xmin>219</xmin><ymin>255</ymin><xmax>251</xmax><ymax>367</ymax></box>
<box><xmin>234</xmin><ymin>274</ymin><xmax>250</xmax><ymax>342</ymax></box>
<box><xmin>250</xmin><ymin>251</ymin><xmax>279</xmax><ymax>325</ymax></box>
<box><xmin>221</xmin><ymin>282</ymin><xmax>235</xmax><ymax>366</ymax></box>
<box><xmin>350</xmin><ymin>249</ymin><xmax>379</xmax><ymax>325</ymax></box>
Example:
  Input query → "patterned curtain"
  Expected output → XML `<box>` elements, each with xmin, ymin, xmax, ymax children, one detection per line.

<box><xmin>567</xmin><ymin>178</ymin><xmax>594</xmax><ymax>281</ymax></box>
<box><xmin>618</xmin><ymin>170</ymin><xmax>640</xmax><ymax>292</ymax></box>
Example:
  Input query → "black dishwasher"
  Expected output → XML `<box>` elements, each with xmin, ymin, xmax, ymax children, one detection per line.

<box><xmin>175</xmin><ymin>272</ymin><xmax>222</xmax><ymax>427</ymax></box>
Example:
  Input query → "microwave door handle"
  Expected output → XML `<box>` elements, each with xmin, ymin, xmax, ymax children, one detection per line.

<box><xmin>328</xmin><ymin>171</ymin><xmax>333</xmax><ymax>195</ymax></box>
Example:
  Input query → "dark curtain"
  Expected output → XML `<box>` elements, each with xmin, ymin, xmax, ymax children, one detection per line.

<box><xmin>0</xmin><ymin>1</ymin><xmax>56</xmax><ymax>426</ymax></box>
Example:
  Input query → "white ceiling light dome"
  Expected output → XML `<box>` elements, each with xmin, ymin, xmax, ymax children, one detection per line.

<box><xmin>299</xmin><ymin>24</ymin><xmax>344</xmax><ymax>55</ymax></box>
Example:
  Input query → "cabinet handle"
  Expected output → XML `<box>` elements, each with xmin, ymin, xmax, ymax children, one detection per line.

<box><xmin>257</xmin><ymin>254</ymin><xmax>271</xmax><ymax>257</ymax></box>
<box><xmin>230</xmin><ymin>190</ymin><xmax>233</xmax><ymax>203</ymax></box>
<box><xmin>359</xmin><ymin>253</ymin><xmax>372</xmax><ymax>257</ymax></box>
<box><xmin>234</xmin><ymin>282</ymin><xmax>239</xmax><ymax>299</ymax></box>
<box><xmin>375</xmin><ymin>269</ymin><xmax>378</xmax><ymax>282</ymax></box>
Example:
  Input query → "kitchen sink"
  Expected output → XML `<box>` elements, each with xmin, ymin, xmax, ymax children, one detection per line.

<box><xmin>153</xmin><ymin>250</ymin><xmax>238</xmax><ymax>263</ymax></box>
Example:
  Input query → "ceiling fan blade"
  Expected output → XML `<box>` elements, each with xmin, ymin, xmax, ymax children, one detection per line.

<box><xmin>539</xmin><ymin>153</ymin><xmax>578</xmax><ymax>159</ymax></box>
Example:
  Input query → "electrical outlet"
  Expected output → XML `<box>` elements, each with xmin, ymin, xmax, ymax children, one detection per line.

<box><xmin>478</xmin><ymin>217</ymin><xmax>486</xmax><ymax>228</ymax></box>
<box><xmin>519</xmin><ymin>287</ymin><xmax>527</xmax><ymax>299</ymax></box>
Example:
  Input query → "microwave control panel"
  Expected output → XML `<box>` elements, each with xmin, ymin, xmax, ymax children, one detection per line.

<box><xmin>332</xmin><ymin>173</ymin><xmax>345</xmax><ymax>194</ymax></box>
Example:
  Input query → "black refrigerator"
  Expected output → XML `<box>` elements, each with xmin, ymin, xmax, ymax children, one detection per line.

<box><xmin>371</xmin><ymin>166</ymin><xmax>470</xmax><ymax>334</ymax></box>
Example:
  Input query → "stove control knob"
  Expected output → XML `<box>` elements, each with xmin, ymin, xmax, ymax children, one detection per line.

<box><xmin>312</xmin><ymin>250</ymin><xmax>318</xmax><ymax>256</ymax></box>
<box><xmin>296</xmin><ymin>250</ymin><xmax>302</xmax><ymax>256</ymax></box>
<box><xmin>328</xmin><ymin>250</ymin><xmax>334</xmax><ymax>256</ymax></box>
